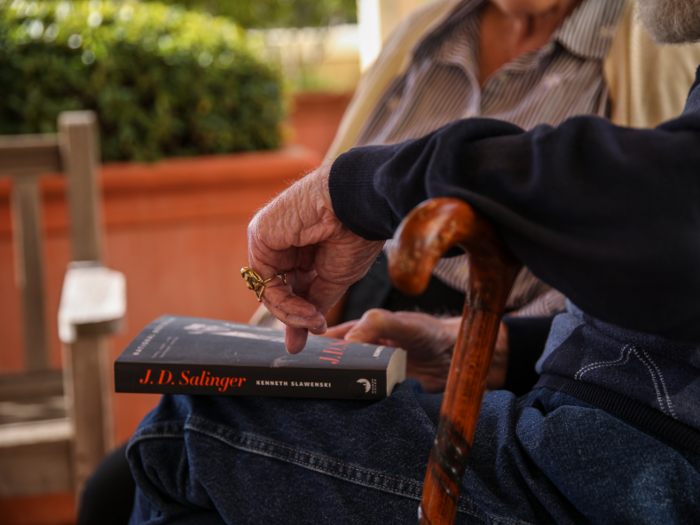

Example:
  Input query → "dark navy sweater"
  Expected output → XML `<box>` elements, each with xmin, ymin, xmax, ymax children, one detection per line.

<box><xmin>331</xmin><ymin>70</ymin><xmax>700</xmax><ymax>344</ymax></box>
<box><xmin>329</xmin><ymin>68</ymin><xmax>700</xmax><ymax>453</ymax></box>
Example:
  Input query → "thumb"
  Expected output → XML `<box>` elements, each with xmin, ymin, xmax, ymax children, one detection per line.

<box><xmin>344</xmin><ymin>309</ymin><xmax>392</xmax><ymax>344</ymax></box>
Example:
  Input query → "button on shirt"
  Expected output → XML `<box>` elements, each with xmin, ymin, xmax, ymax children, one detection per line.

<box><xmin>355</xmin><ymin>0</ymin><xmax>626</xmax><ymax>313</ymax></box>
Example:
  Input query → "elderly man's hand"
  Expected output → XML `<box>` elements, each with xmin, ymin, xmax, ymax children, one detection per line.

<box><xmin>325</xmin><ymin>310</ymin><xmax>510</xmax><ymax>394</ymax></box>
<box><xmin>247</xmin><ymin>164</ymin><xmax>384</xmax><ymax>353</ymax></box>
<box><xmin>326</xmin><ymin>310</ymin><xmax>458</xmax><ymax>393</ymax></box>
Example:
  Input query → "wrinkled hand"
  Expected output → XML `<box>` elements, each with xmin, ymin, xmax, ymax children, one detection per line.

<box><xmin>326</xmin><ymin>310</ymin><xmax>458</xmax><ymax>393</ymax></box>
<box><xmin>247</xmin><ymin>164</ymin><xmax>384</xmax><ymax>353</ymax></box>
<box><xmin>326</xmin><ymin>310</ymin><xmax>510</xmax><ymax>394</ymax></box>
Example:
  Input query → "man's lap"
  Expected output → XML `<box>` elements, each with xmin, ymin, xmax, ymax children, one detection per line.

<box><xmin>127</xmin><ymin>381</ymin><xmax>700</xmax><ymax>525</ymax></box>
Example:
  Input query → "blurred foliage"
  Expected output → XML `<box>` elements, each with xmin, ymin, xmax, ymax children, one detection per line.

<box><xmin>0</xmin><ymin>0</ymin><xmax>285</xmax><ymax>161</ymax></box>
<box><xmin>159</xmin><ymin>0</ymin><xmax>357</xmax><ymax>29</ymax></box>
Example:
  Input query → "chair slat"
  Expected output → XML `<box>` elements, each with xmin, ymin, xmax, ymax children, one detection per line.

<box><xmin>58</xmin><ymin>263</ymin><xmax>126</xmax><ymax>344</ymax></box>
<box><xmin>59</xmin><ymin>112</ymin><xmax>102</xmax><ymax>262</ymax></box>
<box><xmin>0</xmin><ymin>134</ymin><xmax>61</xmax><ymax>176</ymax></box>
<box><xmin>63</xmin><ymin>336</ymin><xmax>113</xmax><ymax>491</ymax></box>
<box><xmin>0</xmin><ymin>370</ymin><xmax>63</xmax><ymax>400</ymax></box>
<box><xmin>0</xmin><ymin>431</ymin><xmax>72</xmax><ymax>497</ymax></box>
<box><xmin>11</xmin><ymin>176</ymin><xmax>49</xmax><ymax>371</ymax></box>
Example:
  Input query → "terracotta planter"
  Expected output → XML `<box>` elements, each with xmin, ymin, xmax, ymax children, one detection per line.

<box><xmin>0</xmin><ymin>145</ymin><xmax>322</xmax><ymax>443</ymax></box>
<box><xmin>287</xmin><ymin>91</ymin><xmax>354</xmax><ymax>157</ymax></box>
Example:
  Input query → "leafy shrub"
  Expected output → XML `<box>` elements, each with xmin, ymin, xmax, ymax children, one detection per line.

<box><xmin>162</xmin><ymin>0</ymin><xmax>358</xmax><ymax>29</ymax></box>
<box><xmin>0</xmin><ymin>0</ymin><xmax>285</xmax><ymax>161</ymax></box>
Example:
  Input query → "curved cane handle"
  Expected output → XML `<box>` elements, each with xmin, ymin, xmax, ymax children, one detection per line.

<box><xmin>388</xmin><ymin>198</ymin><xmax>521</xmax><ymax>525</ymax></box>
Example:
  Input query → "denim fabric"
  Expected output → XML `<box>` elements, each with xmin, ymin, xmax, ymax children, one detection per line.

<box><xmin>538</xmin><ymin>302</ymin><xmax>700</xmax><ymax>430</ymax></box>
<box><xmin>128</xmin><ymin>380</ymin><xmax>700</xmax><ymax>524</ymax></box>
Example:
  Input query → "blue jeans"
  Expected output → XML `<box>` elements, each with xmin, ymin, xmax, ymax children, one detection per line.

<box><xmin>127</xmin><ymin>380</ymin><xmax>700</xmax><ymax>524</ymax></box>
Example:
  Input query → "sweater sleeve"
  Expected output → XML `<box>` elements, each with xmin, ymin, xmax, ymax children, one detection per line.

<box><xmin>328</xmin><ymin>113</ymin><xmax>700</xmax><ymax>343</ymax></box>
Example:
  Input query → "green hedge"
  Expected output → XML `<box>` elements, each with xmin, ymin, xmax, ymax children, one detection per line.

<box><xmin>161</xmin><ymin>0</ymin><xmax>357</xmax><ymax>29</ymax></box>
<box><xmin>0</xmin><ymin>1</ymin><xmax>285</xmax><ymax>161</ymax></box>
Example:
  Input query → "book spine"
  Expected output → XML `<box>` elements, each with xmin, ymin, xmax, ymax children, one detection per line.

<box><xmin>114</xmin><ymin>362</ymin><xmax>389</xmax><ymax>400</ymax></box>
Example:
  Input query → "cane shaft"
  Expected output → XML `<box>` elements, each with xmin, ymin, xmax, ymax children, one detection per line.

<box><xmin>387</xmin><ymin>198</ymin><xmax>520</xmax><ymax>525</ymax></box>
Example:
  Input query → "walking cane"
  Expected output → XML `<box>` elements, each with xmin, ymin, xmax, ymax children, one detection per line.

<box><xmin>387</xmin><ymin>198</ymin><xmax>521</xmax><ymax>525</ymax></box>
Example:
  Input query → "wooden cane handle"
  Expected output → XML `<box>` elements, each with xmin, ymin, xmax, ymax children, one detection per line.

<box><xmin>387</xmin><ymin>198</ymin><xmax>521</xmax><ymax>525</ymax></box>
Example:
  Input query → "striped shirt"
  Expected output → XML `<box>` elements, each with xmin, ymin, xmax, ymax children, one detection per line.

<box><xmin>355</xmin><ymin>0</ymin><xmax>625</xmax><ymax>316</ymax></box>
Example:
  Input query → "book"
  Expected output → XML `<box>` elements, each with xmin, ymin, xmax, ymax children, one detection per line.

<box><xmin>114</xmin><ymin>315</ymin><xmax>406</xmax><ymax>400</ymax></box>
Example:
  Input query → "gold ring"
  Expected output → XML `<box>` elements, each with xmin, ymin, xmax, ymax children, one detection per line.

<box><xmin>241</xmin><ymin>267</ymin><xmax>287</xmax><ymax>302</ymax></box>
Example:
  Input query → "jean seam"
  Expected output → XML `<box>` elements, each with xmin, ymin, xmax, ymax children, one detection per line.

<box><xmin>187</xmin><ymin>420</ymin><xmax>423</xmax><ymax>501</ymax></box>
<box><xmin>187</xmin><ymin>415</ymin><xmax>421</xmax><ymax>488</ymax></box>
<box><xmin>127</xmin><ymin>424</ymin><xmax>528</xmax><ymax>525</ymax></box>
<box><xmin>127</xmin><ymin>431</ymin><xmax>185</xmax><ymax>457</ymax></box>
<box><xmin>185</xmin><ymin>416</ymin><xmax>526</xmax><ymax>525</ymax></box>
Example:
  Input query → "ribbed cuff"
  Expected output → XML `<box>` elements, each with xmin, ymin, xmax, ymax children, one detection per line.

<box><xmin>329</xmin><ymin>145</ymin><xmax>400</xmax><ymax>241</ymax></box>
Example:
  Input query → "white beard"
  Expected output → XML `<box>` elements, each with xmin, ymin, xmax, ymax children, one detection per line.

<box><xmin>637</xmin><ymin>0</ymin><xmax>700</xmax><ymax>44</ymax></box>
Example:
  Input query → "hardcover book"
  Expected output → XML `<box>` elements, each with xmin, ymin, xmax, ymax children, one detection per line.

<box><xmin>114</xmin><ymin>315</ymin><xmax>406</xmax><ymax>400</ymax></box>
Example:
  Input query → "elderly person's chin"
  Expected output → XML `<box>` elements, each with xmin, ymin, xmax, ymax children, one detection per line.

<box><xmin>638</xmin><ymin>0</ymin><xmax>700</xmax><ymax>44</ymax></box>
<box><xmin>490</xmin><ymin>0</ymin><xmax>575</xmax><ymax>15</ymax></box>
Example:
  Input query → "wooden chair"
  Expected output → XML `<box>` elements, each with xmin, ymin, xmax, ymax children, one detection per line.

<box><xmin>387</xmin><ymin>197</ymin><xmax>521</xmax><ymax>525</ymax></box>
<box><xmin>0</xmin><ymin>111</ymin><xmax>126</xmax><ymax>500</ymax></box>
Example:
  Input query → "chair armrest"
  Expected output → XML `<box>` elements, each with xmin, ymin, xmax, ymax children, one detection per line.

<box><xmin>58</xmin><ymin>262</ymin><xmax>126</xmax><ymax>344</ymax></box>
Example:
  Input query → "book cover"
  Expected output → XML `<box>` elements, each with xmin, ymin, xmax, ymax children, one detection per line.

<box><xmin>114</xmin><ymin>315</ymin><xmax>406</xmax><ymax>400</ymax></box>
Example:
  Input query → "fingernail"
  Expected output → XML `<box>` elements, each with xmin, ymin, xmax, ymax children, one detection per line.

<box><xmin>309</xmin><ymin>320</ymin><xmax>327</xmax><ymax>335</ymax></box>
<box><xmin>287</xmin><ymin>313</ymin><xmax>324</xmax><ymax>328</ymax></box>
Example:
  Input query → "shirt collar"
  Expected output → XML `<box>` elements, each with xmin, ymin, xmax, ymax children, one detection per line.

<box><xmin>424</xmin><ymin>0</ymin><xmax>483</xmax><ymax>73</ymax></box>
<box><xmin>413</xmin><ymin>0</ymin><xmax>484</xmax><ymax>59</ymax></box>
<box><xmin>553</xmin><ymin>0</ymin><xmax>626</xmax><ymax>60</ymax></box>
